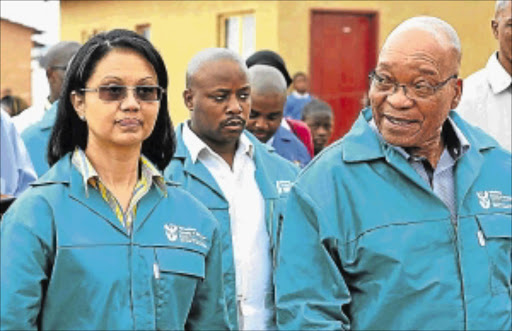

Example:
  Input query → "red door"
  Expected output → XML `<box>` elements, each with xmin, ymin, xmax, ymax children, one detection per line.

<box><xmin>310</xmin><ymin>10</ymin><xmax>378</xmax><ymax>141</ymax></box>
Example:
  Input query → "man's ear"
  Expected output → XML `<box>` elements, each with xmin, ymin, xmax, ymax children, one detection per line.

<box><xmin>183</xmin><ymin>88</ymin><xmax>194</xmax><ymax>111</ymax></box>
<box><xmin>450</xmin><ymin>78</ymin><xmax>463</xmax><ymax>110</ymax></box>
<box><xmin>491</xmin><ymin>20</ymin><xmax>499</xmax><ymax>40</ymax></box>
<box><xmin>70</xmin><ymin>91</ymin><xmax>86</xmax><ymax>119</ymax></box>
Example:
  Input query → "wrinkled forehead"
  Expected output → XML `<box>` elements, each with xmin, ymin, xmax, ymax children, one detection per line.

<box><xmin>377</xmin><ymin>29</ymin><xmax>457</xmax><ymax>74</ymax></box>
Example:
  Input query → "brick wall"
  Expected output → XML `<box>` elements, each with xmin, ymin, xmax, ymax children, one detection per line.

<box><xmin>0</xmin><ymin>19</ymin><xmax>35</xmax><ymax>106</ymax></box>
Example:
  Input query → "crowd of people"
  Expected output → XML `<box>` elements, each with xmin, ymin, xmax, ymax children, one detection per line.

<box><xmin>0</xmin><ymin>1</ymin><xmax>511</xmax><ymax>330</ymax></box>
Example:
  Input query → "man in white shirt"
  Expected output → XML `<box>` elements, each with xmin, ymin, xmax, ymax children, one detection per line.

<box><xmin>164</xmin><ymin>48</ymin><xmax>298</xmax><ymax>330</ymax></box>
<box><xmin>456</xmin><ymin>0</ymin><xmax>512</xmax><ymax>151</ymax></box>
<box><xmin>12</xmin><ymin>41</ymin><xmax>81</xmax><ymax>133</ymax></box>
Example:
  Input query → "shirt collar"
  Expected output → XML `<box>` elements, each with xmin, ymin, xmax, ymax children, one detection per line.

<box><xmin>44</xmin><ymin>98</ymin><xmax>53</xmax><ymax>111</ymax></box>
<box><xmin>369</xmin><ymin>117</ymin><xmax>470</xmax><ymax>162</ymax></box>
<box><xmin>182</xmin><ymin>120</ymin><xmax>254</xmax><ymax>163</ymax></box>
<box><xmin>280</xmin><ymin>118</ymin><xmax>291</xmax><ymax>130</ymax></box>
<box><xmin>71</xmin><ymin>147</ymin><xmax>167</xmax><ymax>197</ymax></box>
<box><xmin>292</xmin><ymin>91</ymin><xmax>310</xmax><ymax>99</ymax></box>
<box><xmin>486</xmin><ymin>51</ymin><xmax>512</xmax><ymax>94</ymax></box>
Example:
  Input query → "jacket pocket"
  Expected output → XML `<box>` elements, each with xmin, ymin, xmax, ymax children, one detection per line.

<box><xmin>152</xmin><ymin>247</ymin><xmax>205</xmax><ymax>328</ymax></box>
<box><xmin>476</xmin><ymin>213</ymin><xmax>512</xmax><ymax>295</ymax></box>
<box><xmin>155</xmin><ymin>247</ymin><xmax>205</xmax><ymax>279</ymax></box>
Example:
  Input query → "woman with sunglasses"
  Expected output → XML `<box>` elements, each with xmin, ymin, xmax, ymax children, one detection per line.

<box><xmin>0</xmin><ymin>29</ymin><xmax>229</xmax><ymax>330</ymax></box>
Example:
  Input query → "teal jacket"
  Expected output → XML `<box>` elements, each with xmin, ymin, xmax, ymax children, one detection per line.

<box><xmin>164</xmin><ymin>123</ymin><xmax>299</xmax><ymax>329</ymax></box>
<box><xmin>21</xmin><ymin>101</ymin><xmax>58</xmax><ymax>177</ymax></box>
<box><xmin>1</xmin><ymin>154</ymin><xmax>230</xmax><ymax>330</ymax></box>
<box><xmin>276</xmin><ymin>108</ymin><xmax>511</xmax><ymax>330</ymax></box>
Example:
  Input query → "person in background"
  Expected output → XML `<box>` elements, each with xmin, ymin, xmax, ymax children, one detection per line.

<box><xmin>302</xmin><ymin>98</ymin><xmax>334</xmax><ymax>155</ymax></box>
<box><xmin>165</xmin><ymin>48</ymin><xmax>298</xmax><ymax>330</ymax></box>
<box><xmin>20</xmin><ymin>102</ymin><xmax>57</xmax><ymax>176</ymax></box>
<box><xmin>456</xmin><ymin>0</ymin><xmax>511</xmax><ymax>151</ymax></box>
<box><xmin>246</xmin><ymin>50</ymin><xmax>314</xmax><ymax>157</ymax></box>
<box><xmin>20</xmin><ymin>42</ymin><xmax>82</xmax><ymax>177</ymax></box>
<box><xmin>0</xmin><ymin>107</ymin><xmax>37</xmax><ymax>198</ymax></box>
<box><xmin>276</xmin><ymin>16</ymin><xmax>511</xmax><ymax>330</ymax></box>
<box><xmin>1</xmin><ymin>29</ymin><xmax>229</xmax><ymax>330</ymax></box>
<box><xmin>0</xmin><ymin>95</ymin><xmax>29</xmax><ymax>117</ymax></box>
<box><xmin>13</xmin><ymin>41</ymin><xmax>81</xmax><ymax>133</ymax></box>
<box><xmin>247</xmin><ymin>65</ymin><xmax>311</xmax><ymax>167</ymax></box>
<box><xmin>283</xmin><ymin>72</ymin><xmax>312</xmax><ymax>121</ymax></box>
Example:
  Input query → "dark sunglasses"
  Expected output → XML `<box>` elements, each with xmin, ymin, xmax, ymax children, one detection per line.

<box><xmin>79</xmin><ymin>85</ymin><xmax>165</xmax><ymax>102</ymax></box>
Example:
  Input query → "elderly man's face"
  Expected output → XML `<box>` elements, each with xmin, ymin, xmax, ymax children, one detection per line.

<box><xmin>369</xmin><ymin>29</ymin><xmax>461</xmax><ymax>149</ymax></box>
<box><xmin>184</xmin><ymin>59</ymin><xmax>251</xmax><ymax>151</ymax></box>
<box><xmin>492</xmin><ymin>1</ymin><xmax>512</xmax><ymax>70</ymax></box>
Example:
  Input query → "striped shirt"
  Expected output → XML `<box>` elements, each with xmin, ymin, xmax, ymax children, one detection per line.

<box><xmin>71</xmin><ymin>148</ymin><xmax>167</xmax><ymax>233</ymax></box>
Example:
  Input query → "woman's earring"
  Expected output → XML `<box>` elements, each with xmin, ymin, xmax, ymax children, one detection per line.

<box><xmin>79</xmin><ymin>115</ymin><xmax>86</xmax><ymax>121</ymax></box>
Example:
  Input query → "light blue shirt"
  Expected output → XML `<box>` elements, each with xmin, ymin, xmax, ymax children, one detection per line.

<box><xmin>370</xmin><ymin>117</ymin><xmax>470</xmax><ymax>218</ymax></box>
<box><xmin>0</xmin><ymin>108</ymin><xmax>37</xmax><ymax>196</ymax></box>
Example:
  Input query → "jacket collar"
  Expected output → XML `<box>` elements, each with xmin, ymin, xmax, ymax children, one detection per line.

<box><xmin>33</xmin><ymin>153</ymin><xmax>165</xmax><ymax>236</ymax></box>
<box><xmin>38</xmin><ymin>101</ymin><xmax>58</xmax><ymax>130</ymax></box>
<box><xmin>272</xmin><ymin>126</ymin><xmax>292</xmax><ymax>143</ymax></box>
<box><xmin>342</xmin><ymin>107</ymin><xmax>498</xmax><ymax>164</ymax></box>
<box><xmin>341</xmin><ymin>107</ymin><xmax>385</xmax><ymax>163</ymax></box>
<box><xmin>174</xmin><ymin>122</ymin><xmax>279</xmax><ymax>200</ymax></box>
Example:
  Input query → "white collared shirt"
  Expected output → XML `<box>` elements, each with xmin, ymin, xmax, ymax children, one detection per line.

<box><xmin>182</xmin><ymin>122</ymin><xmax>275</xmax><ymax>330</ymax></box>
<box><xmin>456</xmin><ymin>52</ymin><xmax>511</xmax><ymax>151</ymax></box>
<box><xmin>292</xmin><ymin>90</ymin><xmax>310</xmax><ymax>99</ymax></box>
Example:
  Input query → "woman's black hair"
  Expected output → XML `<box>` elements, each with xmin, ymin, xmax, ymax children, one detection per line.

<box><xmin>47</xmin><ymin>29</ymin><xmax>175</xmax><ymax>171</ymax></box>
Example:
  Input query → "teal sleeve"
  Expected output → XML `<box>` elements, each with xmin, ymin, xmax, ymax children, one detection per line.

<box><xmin>0</xmin><ymin>196</ymin><xmax>55</xmax><ymax>330</ymax></box>
<box><xmin>185</xmin><ymin>225</ymin><xmax>230</xmax><ymax>330</ymax></box>
<box><xmin>275</xmin><ymin>185</ymin><xmax>351</xmax><ymax>330</ymax></box>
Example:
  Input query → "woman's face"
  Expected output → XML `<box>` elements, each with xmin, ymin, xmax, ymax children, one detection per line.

<box><xmin>71</xmin><ymin>48</ymin><xmax>160</xmax><ymax>150</ymax></box>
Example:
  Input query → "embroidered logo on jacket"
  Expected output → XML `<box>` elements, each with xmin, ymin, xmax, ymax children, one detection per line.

<box><xmin>477</xmin><ymin>191</ymin><xmax>512</xmax><ymax>209</ymax></box>
<box><xmin>276</xmin><ymin>180</ymin><xmax>292</xmax><ymax>195</ymax></box>
<box><xmin>164</xmin><ymin>223</ymin><xmax>207</xmax><ymax>248</ymax></box>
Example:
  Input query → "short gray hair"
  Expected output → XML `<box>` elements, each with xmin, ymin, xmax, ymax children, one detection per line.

<box><xmin>40</xmin><ymin>41</ymin><xmax>81</xmax><ymax>69</ymax></box>
<box><xmin>383</xmin><ymin>16</ymin><xmax>461</xmax><ymax>64</ymax></box>
<box><xmin>495</xmin><ymin>0</ymin><xmax>510</xmax><ymax>18</ymax></box>
<box><xmin>248</xmin><ymin>65</ymin><xmax>287</xmax><ymax>96</ymax></box>
<box><xmin>186</xmin><ymin>48</ymin><xmax>248</xmax><ymax>88</ymax></box>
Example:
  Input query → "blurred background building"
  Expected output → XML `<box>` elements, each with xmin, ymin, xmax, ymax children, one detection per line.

<box><xmin>1</xmin><ymin>0</ymin><xmax>498</xmax><ymax>141</ymax></box>
<box><xmin>0</xmin><ymin>18</ymin><xmax>42</xmax><ymax>107</ymax></box>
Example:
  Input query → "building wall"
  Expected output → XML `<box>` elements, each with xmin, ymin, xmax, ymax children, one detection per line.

<box><xmin>277</xmin><ymin>1</ymin><xmax>496</xmax><ymax>79</ymax></box>
<box><xmin>61</xmin><ymin>0</ymin><xmax>497</xmax><ymax>124</ymax></box>
<box><xmin>61</xmin><ymin>0</ymin><xmax>279</xmax><ymax>124</ymax></box>
<box><xmin>0</xmin><ymin>19</ymin><xmax>35</xmax><ymax>106</ymax></box>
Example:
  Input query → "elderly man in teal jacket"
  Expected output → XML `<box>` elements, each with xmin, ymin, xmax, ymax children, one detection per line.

<box><xmin>276</xmin><ymin>16</ymin><xmax>511</xmax><ymax>330</ymax></box>
<box><xmin>165</xmin><ymin>48</ymin><xmax>298</xmax><ymax>330</ymax></box>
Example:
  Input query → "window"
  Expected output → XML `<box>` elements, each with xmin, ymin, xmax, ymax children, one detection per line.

<box><xmin>136</xmin><ymin>24</ymin><xmax>151</xmax><ymax>40</ymax></box>
<box><xmin>81</xmin><ymin>28</ymin><xmax>106</xmax><ymax>43</ymax></box>
<box><xmin>219</xmin><ymin>12</ymin><xmax>255</xmax><ymax>59</ymax></box>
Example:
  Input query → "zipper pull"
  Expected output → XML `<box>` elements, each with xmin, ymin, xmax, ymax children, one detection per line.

<box><xmin>477</xmin><ymin>230</ymin><xmax>486</xmax><ymax>247</ymax></box>
<box><xmin>153</xmin><ymin>263</ymin><xmax>160</xmax><ymax>279</ymax></box>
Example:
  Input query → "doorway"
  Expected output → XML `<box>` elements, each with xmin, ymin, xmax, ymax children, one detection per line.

<box><xmin>310</xmin><ymin>9</ymin><xmax>378</xmax><ymax>141</ymax></box>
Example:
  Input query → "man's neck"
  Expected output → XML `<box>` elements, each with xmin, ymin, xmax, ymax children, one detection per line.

<box><xmin>405</xmin><ymin>137</ymin><xmax>445</xmax><ymax>170</ymax></box>
<box><xmin>191</xmin><ymin>127</ymin><xmax>239</xmax><ymax>169</ymax></box>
